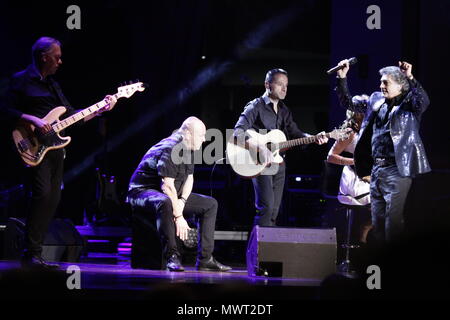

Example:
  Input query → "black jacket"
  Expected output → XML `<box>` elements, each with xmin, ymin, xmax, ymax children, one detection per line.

<box><xmin>336</xmin><ymin>77</ymin><xmax>431</xmax><ymax>178</ymax></box>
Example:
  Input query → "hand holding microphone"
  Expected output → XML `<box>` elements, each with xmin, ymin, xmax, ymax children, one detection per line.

<box><xmin>327</xmin><ymin>57</ymin><xmax>357</xmax><ymax>78</ymax></box>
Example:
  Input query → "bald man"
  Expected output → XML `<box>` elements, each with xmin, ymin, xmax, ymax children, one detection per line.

<box><xmin>127</xmin><ymin>117</ymin><xmax>231</xmax><ymax>272</ymax></box>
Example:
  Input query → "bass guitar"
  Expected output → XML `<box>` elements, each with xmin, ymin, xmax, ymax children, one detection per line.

<box><xmin>12</xmin><ymin>82</ymin><xmax>146</xmax><ymax>167</ymax></box>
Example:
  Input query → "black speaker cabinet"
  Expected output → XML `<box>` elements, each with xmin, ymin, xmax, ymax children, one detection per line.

<box><xmin>42</xmin><ymin>219</ymin><xmax>84</xmax><ymax>262</ymax></box>
<box><xmin>1</xmin><ymin>218</ymin><xmax>84</xmax><ymax>262</ymax></box>
<box><xmin>246</xmin><ymin>226</ymin><xmax>337</xmax><ymax>280</ymax></box>
<box><xmin>131</xmin><ymin>208</ymin><xmax>162</xmax><ymax>270</ymax></box>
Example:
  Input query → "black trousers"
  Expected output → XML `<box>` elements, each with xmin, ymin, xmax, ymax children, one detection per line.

<box><xmin>370</xmin><ymin>164</ymin><xmax>412</xmax><ymax>244</ymax></box>
<box><xmin>251</xmin><ymin>163</ymin><xmax>286</xmax><ymax>226</ymax></box>
<box><xmin>128</xmin><ymin>190</ymin><xmax>217</xmax><ymax>262</ymax></box>
<box><xmin>25</xmin><ymin>149</ymin><xmax>64</xmax><ymax>256</ymax></box>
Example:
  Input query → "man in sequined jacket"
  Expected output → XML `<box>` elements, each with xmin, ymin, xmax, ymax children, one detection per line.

<box><xmin>335</xmin><ymin>59</ymin><xmax>430</xmax><ymax>244</ymax></box>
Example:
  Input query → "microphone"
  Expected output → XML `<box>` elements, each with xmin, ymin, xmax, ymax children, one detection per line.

<box><xmin>326</xmin><ymin>57</ymin><xmax>357</xmax><ymax>74</ymax></box>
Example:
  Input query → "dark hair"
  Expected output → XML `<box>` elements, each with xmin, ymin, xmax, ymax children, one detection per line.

<box><xmin>32</xmin><ymin>37</ymin><xmax>61</xmax><ymax>65</ymax></box>
<box><xmin>339</xmin><ymin>110</ymin><xmax>364</xmax><ymax>133</ymax></box>
<box><xmin>265</xmin><ymin>68</ymin><xmax>288</xmax><ymax>83</ymax></box>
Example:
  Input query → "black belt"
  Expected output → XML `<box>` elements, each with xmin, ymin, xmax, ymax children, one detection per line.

<box><xmin>374</xmin><ymin>157</ymin><xmax>396</xmax><ymax>167</ymax></box>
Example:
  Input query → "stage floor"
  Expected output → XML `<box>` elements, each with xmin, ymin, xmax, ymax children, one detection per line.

<box><xmin>0</xmin><ymin>260</ymin><xmax>323</xmax><ymax>301</ymax></box>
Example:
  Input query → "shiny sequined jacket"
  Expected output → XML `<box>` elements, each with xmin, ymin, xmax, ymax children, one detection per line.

<box><xmin>336</xmin><ymin>77</ymin><xmax>431</xmax><ymax>178</ymax></box>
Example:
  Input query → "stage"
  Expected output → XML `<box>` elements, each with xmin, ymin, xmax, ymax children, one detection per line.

<box><xmin>0</xmin><ymin>260</ymin><xmax>323</xmax><ymax>302</ymax></box>
<box><xmin>1</xmin><ymin>0</ymin><xmax>449</xmax><ymax>307</ymax></box>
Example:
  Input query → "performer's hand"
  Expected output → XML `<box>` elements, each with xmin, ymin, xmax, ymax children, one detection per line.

<box><xmin>399</xmin><ymin>61</ymin><xmax>413</xmax><ymax>80</ymax></box>
<box><xmin>96</xmin><ymin>95</ymin><xmax>117</xmax><ymax>115</ymax></box>
<box><xmin>259</xmin><ymin>145</ymin><xmax>275</xmax><ymax>166</ymax></box>
<box><xmin>362</xmin><ymin>176</ymin><xmax>371</xmax><ymax>183</ymax></box>
<box><xmin>315</xmin><ymin>132</ymin><xmax>329</xmax><ymax>145</ymax></box>
<box><xmin>175</xmin><ymin>216</ymin><xmax>191</xmax><ymax>241</ymax></box>
<box><xmin>30</xmin><ymin>116</ymin><xmax>52</xmax><ymax>133</ymax></box>
<box><xmin>337</xmin><ymin>59</ymin><xmax>350</xmax><ymax>78</ymax></box>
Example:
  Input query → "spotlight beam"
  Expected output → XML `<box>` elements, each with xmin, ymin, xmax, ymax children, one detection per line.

<box><xmin>64</xmin><ymin>4</ymin><xmax>305</xmax><ymax>183</ymax></box>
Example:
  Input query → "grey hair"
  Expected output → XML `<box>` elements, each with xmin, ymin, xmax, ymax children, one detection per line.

<box><xmin>32</xmin><ymin>37</ymin><xmax>61</xmax><ymax>65</ymax></box>
<box><xmin>379</xmin><ymin>66</ymin><xmax>410</xmax><ymax>92</ymax></box>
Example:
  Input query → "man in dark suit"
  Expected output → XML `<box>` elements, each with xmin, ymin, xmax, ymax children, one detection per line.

<box><xmin>335</xmin><ymin>59</ymin><xmax>430</xmax><ymax>244</ymax></box>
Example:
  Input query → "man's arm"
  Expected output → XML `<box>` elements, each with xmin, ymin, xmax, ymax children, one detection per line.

<box><xmin>398</xmin><ymin>61</ymin><xmax>430</xmax><ymax>117</ymax></box>
<box><xmin>336</xmin><ymin>78</ymin><xmax>368</xmax><ymax>114</ymax></box>
<box><xmin>336</xmin><ymin>59</ymin><xmax>368</xmax><ymax>114</ymax></box>
<box><xmin>233</xmin><ymin>100</ymin><xmax>259</xmax><ymax>141</ymax></box>
<box><xmin>1</xmin><ymin>101</ymin><xmax>51</xmax><ymax>132</ymax></box>
<box><xmin>2</xmin><ymin>82</ymin><xmax>53</xmax><ymax>132</ymax></box>
<box><xmin>20</xmin><ymin>113</ymin><xmax>52</xmax><ymax>132</ymax></box>
<box><xmin>404</xmin><ymin>78</ymin><xmax>430</xmax><ymax>117</ymax></box>
<box><xmin>161</xmin><ymin>177</ymin><xmax>190</xmax><ymax>241</ymax></box>
<box><xmin>327</xmin><ymin>134</ymin><xmax>355</xmax><ymax>166</ymax></box>
<box><xmin>180</xmin><ymin>174</ymin><xmax>193</xmax><ymax>203</ymax></box>
<box><xmin>83</xmin><ymin>95</ymin><xmax>117</xmax><ymax>122</ymax></box>
<box><xmin>233</xmin><ymin>99</ymin><xmax>274</xmax><ymax>164</ymax></box>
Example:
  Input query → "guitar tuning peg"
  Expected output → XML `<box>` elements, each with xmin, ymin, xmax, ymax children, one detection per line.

<box><xmin>135</xmin><ymin>79</ymin><xmax>139</xmax><ymax>83</ymax></box>
<box><xmin>128</xmin><ymin>80</ymin><xmax>133</xmax><ymax>85</ymax></box>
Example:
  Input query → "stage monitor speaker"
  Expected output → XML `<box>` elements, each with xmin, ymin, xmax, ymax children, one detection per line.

<box><xmin>1</xmin><ymin>217</ymin><xmax>25</xmax><ymax>260</ymax></box>
<box><xmin>42</xmin><ymin>218</ymin><xmax>85</xmax><ymax>262</ymax></box>
<box><xmin>246</xmin><ymin>226</ymin><xmax>337</xmax><ymax>280</ymax></box>
<box><xmin>1</xmin><ymin>218</ymin><xmax>84</xmax><ymax>262</ymax></box>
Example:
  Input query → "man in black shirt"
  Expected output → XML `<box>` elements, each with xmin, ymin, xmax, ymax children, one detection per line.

<box><xmin>233</xmin><ymin>68</ymin><xmax>328</xmax><ymax>226</ymax></box>
<box><xmin>127</xmin><ymin>117</ymin><xmax>231</xmax><ymax>272</ymax></box>
<box><xmin>335</xmin><ymin>59</ymin><xmax>430</xmax><ymax>244</ymax></box>
<box><xmin>2</xmin><ymin>37</ymin><xmax>116</xmax><ymax>268</ymax></box>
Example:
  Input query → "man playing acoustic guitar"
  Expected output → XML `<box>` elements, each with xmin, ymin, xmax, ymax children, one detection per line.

<box><xmin>233</xmin><ymin>68</ymin><xmax>328</xmax><ymax>227</ymax></box>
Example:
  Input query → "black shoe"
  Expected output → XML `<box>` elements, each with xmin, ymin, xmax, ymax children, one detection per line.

<box><xmin>196</xmin><ymin>256</ymin><xmax>232</xmax><ymax>272</ymax></box>
<box><xmin>166</xmin><ymin>254</ymin><xmax>184</xmax><ymax>272</ymax></box>
<box><xmin>21</xmin><ymin>254</ymin><xmax>60</xmax><ymax>269</ymax></box>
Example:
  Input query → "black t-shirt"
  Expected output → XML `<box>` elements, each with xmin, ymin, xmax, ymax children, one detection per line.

<box><xmin>371</xmin><ymin>95</ymin><xmax>404</xmax><ymax>159</ymax></box>
<box><xmin>128</xmin><ymin>133</ymin><xmax>195</xmax><ymax>196</ymax></box>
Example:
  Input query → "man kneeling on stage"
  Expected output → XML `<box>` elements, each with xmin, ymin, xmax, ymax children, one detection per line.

<box><xmin>127</xmin><ymin>117</ymin><xmax>231</xmax><ymax>272</ymax></box>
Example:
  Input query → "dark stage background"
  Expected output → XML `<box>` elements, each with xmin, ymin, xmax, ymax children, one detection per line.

<box><xmin>1</xmin><ymin>0</ymin><xmax>449</xmax><ymax>233</ymax></box>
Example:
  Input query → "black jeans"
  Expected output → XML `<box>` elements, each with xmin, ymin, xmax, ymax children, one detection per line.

<box><xmin>25</xmin><ymin>149</ymin><xmax>64</xmax><ymax>256</ymax></box>
<box><xmin>128</xmin><ymin>190</ymin><xmax>217</xmax><ymax>262</ymax></box>
<box><xmin>370</xmin><ymin>164</ymin><xmax>412</xmax><ymax>244</ymax></box>
<box><xmin>252</xmin><ymin>163</ymin><xmax>286</xmax><ymax>226</ymax></box>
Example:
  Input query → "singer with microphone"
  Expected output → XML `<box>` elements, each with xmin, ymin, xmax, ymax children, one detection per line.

<box><xmin>333</xmin><ymin>58</ymin><xmax>431</xmax><ymax>245</ymax></box>
<box><xmin>326</xmin><ymin>57</ymin><xmax>357</xmax><ymax>74</ymax></box>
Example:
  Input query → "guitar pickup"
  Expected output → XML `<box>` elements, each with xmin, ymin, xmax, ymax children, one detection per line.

<box><xmin>17</xmin><ymin>140</ymin><xmax>29</xmax><ymax>152</ymax></box>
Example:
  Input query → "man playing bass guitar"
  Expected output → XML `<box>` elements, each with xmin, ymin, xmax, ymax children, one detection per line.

<box><xmin>2</xmin><ymin>37</ymin><xmax>116</xmax><ymax>268</ymax></box>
